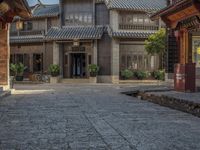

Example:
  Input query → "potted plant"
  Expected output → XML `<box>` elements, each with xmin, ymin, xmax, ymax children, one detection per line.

<box><xmin>88</xmin><ymin>64</ymin><xmax>99</xmax><ymax>83</ymax></box>
<box><xmin>48</xmin><ymin>64</ymin><xmax>60</xmax><ymax>83</ymax></box>
<box><xmin>10</xmin><ymin>63</ymin><xmax>17</xmax><ymax>87</ymax></box>
<box><xmin>10</xmin><ymin>63</ymin><xmax>26</xmax><ymax>81</ymax></box>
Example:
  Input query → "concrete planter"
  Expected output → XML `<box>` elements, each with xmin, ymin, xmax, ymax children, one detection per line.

<box><xmin>89</xmin><ymin>77</ymin><xmax>97</xmax><ymax>83</ymax></box>
<box><xmin>50</xmin><ymin>76</ymin><xmax>60</xmax><ymax>84</ymax></box>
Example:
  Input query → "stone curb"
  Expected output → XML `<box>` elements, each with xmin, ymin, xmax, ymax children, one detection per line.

<box><xmin>123</xmin><ymin>90</ymin><xmax>200</xmax><ymax>118</ymax></box>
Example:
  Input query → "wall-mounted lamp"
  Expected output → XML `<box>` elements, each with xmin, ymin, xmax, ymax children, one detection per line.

<box><xmin>16</xmin><ymin>19</ymin><xmax>23</xmax><ymax>30</ymax></box>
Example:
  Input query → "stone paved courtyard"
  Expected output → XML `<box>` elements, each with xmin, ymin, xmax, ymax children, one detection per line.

<box><xmin>0</xmin><ymin>84</ymin><xmax>200</xmax><ymax>150</ymax></box>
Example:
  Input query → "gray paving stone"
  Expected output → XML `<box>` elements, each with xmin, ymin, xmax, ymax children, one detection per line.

<box><xmin>0</xmin><ymin>84</ymin><xmax>200</xmax><ymax>150</ymax></box>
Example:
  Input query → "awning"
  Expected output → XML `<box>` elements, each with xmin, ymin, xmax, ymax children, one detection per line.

<box><xmin>46</xmin><ymin>26</ymin><xmax>105</xmax><ymax>40</ymax></box>
<box><xmin>109</xmin><ymin>30</ymin><xmax>156</xmax><ymax>39</ymax></box>
<box><xmin>10</xmin><ymin>35</ymin><xmax>44</xmax><ymax>44</ymax></box>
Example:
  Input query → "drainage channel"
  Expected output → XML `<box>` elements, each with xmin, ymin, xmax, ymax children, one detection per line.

<box><xmin>122</xmin><ymin>90</ymin><xmax>200</xmax><ymax>118</ymax></box>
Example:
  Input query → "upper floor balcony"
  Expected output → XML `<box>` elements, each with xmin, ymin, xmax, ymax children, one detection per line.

<box><xmin>171</xmin><ymin>0</ymin><xmax>182</xmax><ymax>4</ymax></box>
<box><xmin>10</xmin><ymin>30</ymin><xmax>45</xmax><ymax>37</ymax></box>
<box><xmin>10</xmin><ymin>30</ymin><xmax>45</xmax><ymax>44</ymax></box>
<box><xmin>119</xmin><ymin>24</ymin><xmax>159</xmax><ymax>31</ymax></box>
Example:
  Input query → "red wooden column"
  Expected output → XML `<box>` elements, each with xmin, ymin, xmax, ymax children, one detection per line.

<box><xmin>174</xmin><ymin>28</ymin><xmax>196</xmax><ymax>92</ymax></box>
<box><xmin>0</xmin><ymin>23</ymin><xmax>9</xmax><ymax>88</ymax></box>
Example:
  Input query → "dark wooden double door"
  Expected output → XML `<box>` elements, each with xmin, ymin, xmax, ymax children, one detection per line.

<box><xmin>64</xmin><ymin>53</ymin><xmax>86</xmax><ymax>78</ymax></box>
<box><xmin>71</xmin><ymin>53</ymin><xmax>86</xmax><ymax>78</ymax></box>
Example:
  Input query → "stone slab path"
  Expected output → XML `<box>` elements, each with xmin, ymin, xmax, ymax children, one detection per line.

<box><xmin>0</xmin><ymin>84</ymin><xmax>200</xmax><ymax>150</ymax></box>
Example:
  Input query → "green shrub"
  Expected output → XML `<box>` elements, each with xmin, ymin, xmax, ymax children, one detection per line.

<box><xmin>135</xmin><ymin>70</ymin><xmax>149</xmax><ymax>80</ymax></box>
<box><xmin>152</xmin><ymin>70</ymin><xmax>165</xmax><ymax>80</ymax></box>
<box><xmin>121</xmin><ymin>69</ymin><xmax>134</xmax><ymax>79</ymax></box>
<box><xmin>48</xmin><ymin>64</ymin><xmax>60</xmax><ymax>77</ymax></box>
<box><xmin>10</xmin><ymin>63</ymin><xmax>26</xmax><ymax>76</ymax></box>
<box><xmin>10</xmin><ymin>63</ymin><xmax>17</xmax><ymax>76</ymax></box>
<box><xmin>88</xmin><ymin>64</ymin><xmax>99</xmax><ymax>77</ymax></box>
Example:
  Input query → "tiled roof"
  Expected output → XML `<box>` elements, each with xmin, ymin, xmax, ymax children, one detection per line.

<box><xmin>109</xmin><ymin>30</ymin><xmax>156</xmax><ymax>38</ymax></box>
<box><xmin>104</xmin><ymin>0</ymin><xmax>167</xmax><ymax>12</ymax></box>
<box><xmin>46</xmin><ymin>26</ymin><xmax>105</xmax><ymax>40</ymax></box>
<box><xmin>10</xmin><ymin>35</ymin><xmax>44</xmax><ymax>43</ymax></box>
<box><xmin>32</xmin><ymin>4</ymin><xmax>59</xmax><ymax>18</ymax></box>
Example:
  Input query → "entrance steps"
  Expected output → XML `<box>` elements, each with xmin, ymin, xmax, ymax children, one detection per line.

<box><xmin>60</xmin><ymin>78</ymin><xmax>90</xmax><ymax>84</ymax></box>
<box><xmin>0</xmin><ymin>86</ymin><xmax>11</xmax><ymax>100</ymax></box>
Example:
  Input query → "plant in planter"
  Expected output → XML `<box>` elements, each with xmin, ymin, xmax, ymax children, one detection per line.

<box><xmin>135</xmin><ymin>70</ymin><xmax>149</xmax><ymax>80</ymax></box>
<box><xmin>48</xmin><ymin>64</ymin><xmax>60</xmax><ymax>77</ymax></box>
<box><xmin>48</xmin><ymin>64</ymin><xmax>60</xmax><ymax>83</ymax></box>
<box><xmin>10</xmin><ymin>63</ymin><xmax>26</xmax><ymax>81</ymax></box>
<box><xmin>152</xmin><ymin>70</ymin><xmax>165</xmax><ymax>81</ymax></box>
<box><xmin>10</xmin><ymin>63</ymin><xmax>17</xmax><ymax>76</ymax></box>
<box><xmin>121</xmin><ymin>69</ymin><xmax>133</xmax><ymax>80</ymax></box>
<box><xmin>88</xmin><ymin>64</ymin><xmax>99</xmax><ymax>77</ymax></box>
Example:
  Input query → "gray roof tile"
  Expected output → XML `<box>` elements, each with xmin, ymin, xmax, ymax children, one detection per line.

<box><xmin>110</xmin><ymin>30</ymin><xmax>156</xmax><ymax>38</ymax></box>
<box><xmin>10</xmin><ymin>35</ymin><xmax>44</xmax><ymax>43</ymax></box>
<box><xmin>104</xmin><ymin>0</ymin><xmax>167</xmax><ymax>12</ymax></box>
<box><xmin>46</xmin><ymin>26</ymin><xmax>105</xmax><ymax>40</ymax></box>
<box><xmin>32</xmin><ymin>4</ymin><xmax>59</xmax><ymax>18</ymax></box>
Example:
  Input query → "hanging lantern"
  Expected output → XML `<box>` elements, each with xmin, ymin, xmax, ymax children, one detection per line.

<box><xmin>16</xmin><ymin>19</ymin><xmax>23</xmax><ymax>30</ymax></box>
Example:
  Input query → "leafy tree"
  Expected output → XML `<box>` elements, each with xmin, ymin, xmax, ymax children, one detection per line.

<box><xmin>145</xmin><ymin>28</ymin><xmax>166</xmax><ymax>69</ymax></box>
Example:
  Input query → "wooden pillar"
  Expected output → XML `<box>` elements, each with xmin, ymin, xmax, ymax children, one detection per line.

<box><xmin>179</xmin><ymin>28</ymin><xmax>189</xmax><ymax>64</ymax></box>
<box><xmin>0</xmin><ymin>23</ymin><xmax>9</xmax><ymax>87</ymax></box>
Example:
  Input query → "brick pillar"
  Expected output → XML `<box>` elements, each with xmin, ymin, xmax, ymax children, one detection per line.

<box><xmin>0</xmin><ymin>24</ymin><xmax>9</xmax><ymax>88</ymax></box>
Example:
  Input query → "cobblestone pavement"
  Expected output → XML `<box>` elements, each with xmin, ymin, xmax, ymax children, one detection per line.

<box><xmin>0</xmin><ymin>84</ymin><xmax>200</xmax><ymax>150</ymax></box>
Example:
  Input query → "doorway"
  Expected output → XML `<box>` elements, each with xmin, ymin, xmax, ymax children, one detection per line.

<box><xmin>71</xmin><ymin>53</ymin><xmax>86</xmax><ymax>78</ymax></box>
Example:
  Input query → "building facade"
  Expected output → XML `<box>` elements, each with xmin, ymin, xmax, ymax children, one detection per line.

<box><xmin>159</xmin><ymin>0</ymin><xmax>200</xmax><ymax>86</ymax></box>
<box><xmin>10</xmin><ymin>0</ymin><xmax>166</xmax><ymax>83</ymax></box>
<box><xmin>0</xmin><ymin>0</ymin><xmax>30</xmax><ymax>89</ymax></box>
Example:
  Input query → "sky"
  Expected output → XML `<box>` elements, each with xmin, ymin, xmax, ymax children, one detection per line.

<box><xmin>27</xmin><ymin>0</ymin><xmax>59</xmax><ymax>6</ymax></box>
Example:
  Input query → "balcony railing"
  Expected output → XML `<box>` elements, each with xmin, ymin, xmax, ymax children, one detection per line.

<box><xmin>10</xmin><ymin>30</ymin><xmax>45</xmax><ymax>36</ymax></box>
<box><xmin>172</xmin><ymin>0</ymin><xmax>182</xmax><ymax>4</ymax></box>
<box><xmin>119</xmin><ymin>24</ymin><xmax>159</xmax><ymax>30</ymax></box>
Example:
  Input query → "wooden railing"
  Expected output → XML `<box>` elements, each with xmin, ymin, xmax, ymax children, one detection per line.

<box><xmin>10</xmin><ymin>30</ymin><xmax>45</xmax><ymax>36</ymax></box>
<box><xmin>119</xmin><ymin>24</ymin><xmax>159</xmax><ymax>30</ymax></box>
<box><xmin>172</xmin><ymin>0</ymin><xmax>182</xmax><ymax>4</ymax></box>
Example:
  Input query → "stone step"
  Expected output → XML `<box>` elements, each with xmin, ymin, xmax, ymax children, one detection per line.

<box><xmin>0</xmin><ymin>91</ymin><xmax>11</xmax><ymax>100</ymax></box>
<box><xmin>60</xmin><ymin>78</ymin><xmax>90</xmax><ymax>84</ymax></box>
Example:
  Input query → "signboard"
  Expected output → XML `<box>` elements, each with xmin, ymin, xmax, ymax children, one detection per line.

<box><xmin>197</xmin><ymin>47</ymin><xmax>200</xmax><ymax>55</ymax></box>
<box><xmin>72</xmin><ymin>46</ymin><xmax>85</xmax><ymax>52</ymax></box>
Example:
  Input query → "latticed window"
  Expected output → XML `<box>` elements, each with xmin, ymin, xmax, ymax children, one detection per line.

<box><xmin>119</xmin><ymin>44</ymin><xmax>159</xmax><ymax>72</ymax></box>
<box><xmin>119</xmin><ymin>12</ymin><xmax>159</xmax><ymax>30</ymax></box>
<box><xmin>192</xmin><ymin>37</ymin><xmax>200</xmax><ymax>67</ymax></box>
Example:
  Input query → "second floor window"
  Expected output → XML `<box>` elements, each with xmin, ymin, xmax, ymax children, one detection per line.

<box><xmin>23</xmin><ymin>21</ymin><xmax>33</xmax><ymax>31</ymax></box>
<box><xmin>65</xmin><ymin>13</ymin><xmax>93</xmax><ymax>25</ymax></box>
<box><xmin>119</xmin><ymin>13</ymin><xmax>158</xmax><ymax>30</ymax></box>
<box><xmin>119</xmin><ymin>13</ymin><xmax>156</xmax><ymax>25</ymax></box>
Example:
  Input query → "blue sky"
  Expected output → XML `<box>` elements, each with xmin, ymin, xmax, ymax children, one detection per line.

<box><xmin>28</xmin><ymin>0</ymin><xmax>59</xmax><ymax>6</ymax></box>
